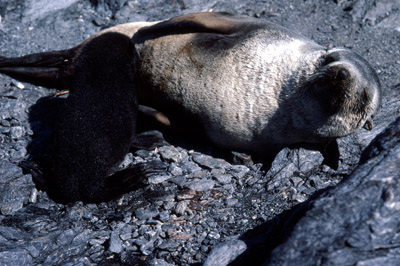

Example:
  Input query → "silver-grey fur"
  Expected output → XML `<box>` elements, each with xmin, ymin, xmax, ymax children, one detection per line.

<box><xmin>103</xmin><ymin>12</ymin><xmax>380</xmax><ymax>155</ymax></box>
<box><xmin>3</xmin><ymin>12</ymin><xmax>381</xmax><ymax>156</ymax></box>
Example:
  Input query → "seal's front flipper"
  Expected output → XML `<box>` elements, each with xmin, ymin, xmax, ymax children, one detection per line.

<box><xmin>0</xmin><ymin>47</ymin><xmax>80</xmax><ymax>89</ymax></box>
<box><xmin>139</xmin><ymin>105</ymin><xmax>171</xmax><ymax>126</ymax></box>
<box><xmin>320</xmin><ymin>140</ymin><xmax>340</xmax><ymax>170</ymax></box>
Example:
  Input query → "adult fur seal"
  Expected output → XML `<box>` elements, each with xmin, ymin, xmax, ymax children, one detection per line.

<box><xmin>0</xmin><ymin>12</ymin><xmax>381</xmax><ymax>159</ymax></box>
<box><xmin>21</xmin><ymin>32</ymin><xmax>163</xmax><ymax>203</ymax></box>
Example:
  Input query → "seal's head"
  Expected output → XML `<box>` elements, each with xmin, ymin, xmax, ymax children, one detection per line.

<box><xmin>304</xmin><ymin>48</ymin><xmax>381</xmax><ymax>140</ymax></box>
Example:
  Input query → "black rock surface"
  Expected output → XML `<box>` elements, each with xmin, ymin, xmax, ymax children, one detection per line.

<box><xmin>0</xmin><ymin>0</ymin><xmax>399</xmax><ymax>265</ymax></box>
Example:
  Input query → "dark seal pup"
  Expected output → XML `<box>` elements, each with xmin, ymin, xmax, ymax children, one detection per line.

<box><xmin>21</xmin><ymin>32</ymin><xmax>162</xmax><ymax>203</ymax></box>
<box><xmin>0</xmin><ymin>12</ymin><xmax>381</xmax><ymax>161</ymax></box>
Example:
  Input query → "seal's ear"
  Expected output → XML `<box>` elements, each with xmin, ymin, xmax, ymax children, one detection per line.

<box><xmin>133</xmin><ymin>12</ymin><xmax>264</xmax><ymax>43</ymax></box>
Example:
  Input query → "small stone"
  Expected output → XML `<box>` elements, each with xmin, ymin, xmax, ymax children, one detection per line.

<box><xmin>290</xmin><ymin>177</ymin><xmax>303</xmax><ymax>187</ymax></box>
<box><xmin>174</xmin><ymin>201</ymin><xmax>188</xmax><ymax>216</ymax></box>
<box><xmin>109</xmin><ymin>231</ymin><xmax>122</xmax><ymax>253</ymax></box>
<box><xmin>158</xmin><ymin>239</ymin><xmax>180</xmax><ymax>251</ymax></box>
<box><xmin>158</xmin><ymin>146</ymin><xmax>182</xmax><ymax>162</ymax></box>
<box><xmin>203</xmin><ymin>240</ymin><xmax>247</xmax><ymax>266</ymax></box>
<box><xmin>10</xmin><ymin>126</ymin><xmax>25</xmax><ymax>139</ymax></box>
<box><xmin>135</xmin><ymin>149</ymin><xmax>154</xmax><ymax>158</ymax></box>
<box><xmin>208</xmin><ymin>231</ymin><xmax>221</xmax><ymax>240</ymax></box>
<box><xmin>185</xmin><ymin>179</ymin><xmax>215</xmax><ymax>192</ymax></box>
<box><xmin>168</xmin><ymin>163</ymin><xmax>183</xmax><ymax>176</ymax></box>
<box><xmin>148</xmin><ymin>174</ymin><xmax>172</xmax><ymax>184</ymax></box>
<box><xmin>193</xmin><ymin>154</ymin><xmax>231</xmax><ymax>169</ymax></box>
<box><xmin>169</xmin><ymin>176</ymin><xmax>187</xmax><ymax>186</ymax></box>
<box><xmin>134</xmin><ymin>207</ymin><xmax>159</xmax><ymax>220</ymax></box>
<box><xmin>214</xmin><ymin>174</ymin><xmax>232</xmax><ymax>184</ymax></box>
<box><xmin>15</xmin><ymin>82</ymin><xmax>25</xmax><ymax>89</ymax></box>
<box><xmin>231</xmin><ymin>165</ymin><xmax>250</xmax><ymax>179</ymax></box>
<box><xmin>149</xmin><ymin>258</ymin><xmax>175</xmax><ymax>266</ymax></box>
<box><xmin>156</xmin><ymin>211</ymin><xmax>170</xmax><ymax>222</ymax></box>
<box><xmin>1</xmin><ymin>120</ymin><xmax>10</xmax><ymax>127</ymax></box>
<box><xmin>139</xmin><ymin>239</ymin><xmax>155</xmax><ymax>256</ymax></box>
<box><xmin>225</xmin><ymin>198</ymin><xmax>238</xmax><ymax>207</ymax></box>
<box><xmin>180</xmin><ymin>161</ymin><xmax>202</xmax><ymax>174</ymax></box>
<box><xmin>176</xmin><ymin>189</ymin><xmax>196</xmax><ymax>200</ymax></box>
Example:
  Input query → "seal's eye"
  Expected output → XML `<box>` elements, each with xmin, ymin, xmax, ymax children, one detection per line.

<box><xmin>323</xmin><ymin>53</ymin><xmax>340</xmax><ymax>65</ymax></box>
<box><xmin>324</xmin><ymin>56</ymin><xmax>336</xmax><ymax>65</ymax></box>
<box><xmin>362</xmin><ymin>89</ymin><xmax>370</xmax><ymax>105</ymax></box>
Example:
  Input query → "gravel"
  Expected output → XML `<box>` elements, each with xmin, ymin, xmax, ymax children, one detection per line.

<box><xmin>0</xmin><ymin>0</ymin><xmax>399</xmax><ymax>265</ymax></box>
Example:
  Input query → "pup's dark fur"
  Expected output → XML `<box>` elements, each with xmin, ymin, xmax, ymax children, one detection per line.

<box><xmin>25</xmin><ymin>32</ymin><xmax>149</xmax><ymax>203</ymax></box>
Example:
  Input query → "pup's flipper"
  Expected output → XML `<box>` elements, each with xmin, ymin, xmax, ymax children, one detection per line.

<box><xmin>131</xmin><ymin>131</ymin><xmax>166</xmax><ymax>150</ymax></box>
<box><xmin>19</xmin><ymin>159</ymin><xmax>47</xmax><ymax>191</ymax></box>
<box><xmin>0</xmin><ymin>47</ymin><xmax>80</xmax><ymax>88</ymax></box>
<box><xmin>102</xmin><ymin>160</ymin><xmax>168</xmax><ymax>201</ymax></box>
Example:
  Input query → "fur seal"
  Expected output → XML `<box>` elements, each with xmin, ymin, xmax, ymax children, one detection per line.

<box><xmin>21</xmin><ymin>32</ymin><xmax>163</xmax><ymax>203</ymax></box>
<box><xmin>0</xmin><ymin>12</ymin><xmax>381</xmax><ymax>159</ymax></box>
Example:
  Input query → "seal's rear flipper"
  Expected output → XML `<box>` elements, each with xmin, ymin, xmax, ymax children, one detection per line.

<box><xmin>0</xmin><ymin>47</ymin><xmax>80</xmax><ymax>88</ymax></box>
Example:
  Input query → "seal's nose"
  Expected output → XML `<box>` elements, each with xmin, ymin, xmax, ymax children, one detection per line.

<box><xmin>337</xmin><ymin>68</ymin><xmax>349</xmax><ymax>81</ymax></box>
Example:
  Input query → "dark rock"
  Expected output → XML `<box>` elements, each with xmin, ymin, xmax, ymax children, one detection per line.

<box><xmin>266</xmin><ymin>117</ymin><xmax>400</xmax><ymax>265</ymax></box>
<box><xmin>228</xmin><ymin>116</ymin><xmax>400</xmax><ymax>265</ymax></box>
<box><xmin>203</xmin><ymin>240</ymin><xmax>247</xmax><ymax>266</ymax></box>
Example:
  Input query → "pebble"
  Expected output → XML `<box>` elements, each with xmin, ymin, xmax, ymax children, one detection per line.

<box><xmin>180</xmin><ymin>161</ymin><xmax>202</xmax><ymax>174</ymax></box>
<box><xmin>185</xmin><ymin>179</ymin><xmax>215</xmax><ymax>192</ymax></box>
<box><xmin>168</xmin><ymin>163</ymin><xmax>183</xmax><ymax>176</ymax></box>
<box><xmin>134</xmin><ymin>207</ymin><xmax>159</xmax><ymax>220</ymax></box>
<box><xmin>148</xmin><ymin>174</ymin><xmax>173</xmax><ymax>184</ymax></box>
<box><xmin>109</xmin><ymin>231</ymin><xmax>122</xmax><ymax>253</ymax></box>
<box><xmin>214</xmin><ymin>174</ymin><xmax>232</xmax><ymax>185</ymax></box>
<box><xmin>10</xmin><ymin>126</ymin><xmax>25</xmax><ymax>139</ymax></box>
<box><xmin>192</xmin><ymin>154</ymin><xmax>231</xmax><ymax>170</ymax></box>
<box><xmin>158</xmin><ymin>146</ymin><xmax>182</xmax><ymax>163</ymax></box>
<box><xmin>174</xmin><ymin>201</ymin><xmax>188</xmax><ymax>216</ymax></box>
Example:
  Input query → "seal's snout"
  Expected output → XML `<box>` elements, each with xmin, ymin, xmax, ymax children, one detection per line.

<box><xmin>323</xmin><ymin>65</ymin><xmax>352</xmax><ymax>93</ymax></box>
<box><xmin>337</xmin><ymin>68</ymin><xmax>349</xmax><ymax>81</ymax></box>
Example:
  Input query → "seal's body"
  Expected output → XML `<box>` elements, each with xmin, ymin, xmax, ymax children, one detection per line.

<box><xmin>0</xmin><ymin>12</ymin><xmax>381</xmax><ymax>157</ymax></box>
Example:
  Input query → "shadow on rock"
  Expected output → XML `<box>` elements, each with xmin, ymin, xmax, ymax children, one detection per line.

<box><xmin>204</xmin><ymin>116</ymin><xmax>400</xmax><ymax>266</ymax></box>
<box><xmin>20</xmin><ymin>95</ymin><xmax>65</xmax><ymax>190</ymax></box>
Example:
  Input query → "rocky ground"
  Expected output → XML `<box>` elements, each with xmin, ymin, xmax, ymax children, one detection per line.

<box><xmin>0</xmin><ymin>0</ymin><xmax>399</xmax><ymax>265</ymax></box>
